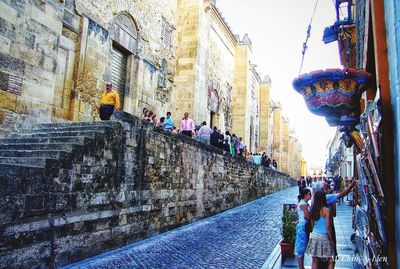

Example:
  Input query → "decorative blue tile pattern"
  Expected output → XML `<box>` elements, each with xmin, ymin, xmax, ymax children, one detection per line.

<box><xmin>64</xmin><ymin>188</ymin><xmax>298</xmax><ymax>269</ymax></box>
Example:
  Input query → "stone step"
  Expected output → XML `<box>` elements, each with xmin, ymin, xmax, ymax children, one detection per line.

<box><xmin>0</xmin><ymin>163</ymin><xmax>46</xmax><ymax>194</ymax></box>
<box><xmin>0</xmin><ymin>157</ymin><xmax>56</xmax><ymax>167</ymax></box>
<box><xmin>0</xmin><ymin>136</ymin><xmax>92</xmax><ymax>145</ymax></box>
<box><xmin>0</xmin><ymin>143</ymin><xmax>76</xmax><ymax>151</ymax></box>
<box><xmin>38</xmin><ymin>120</ymin><xmax>120</xmax><ymax>129</ymax></box>
<box><xmin>23</xmin><ymin>125</ymin><xmax>114</xmax><ymax>134</ymax></box>
<box><xmin>12</xmin><ymin>130</ymin><xmax>102</xmax><ymax>138</ymax></box>
<box><xmin>0</xmin><ymin>150</ymin><xmax>68</xmax><ymax>158</ymax></box>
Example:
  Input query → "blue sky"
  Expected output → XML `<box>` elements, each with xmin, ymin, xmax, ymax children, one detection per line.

<box><xmin>217</xmin><ymin>0</ymin><xmax>341</xmax><ymax>168</ymax></box>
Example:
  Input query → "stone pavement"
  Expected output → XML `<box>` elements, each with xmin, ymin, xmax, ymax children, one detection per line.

<box><xmin>64</xmin><ymin>187</ymin><xmax>299</xmax><ymax>269</ymax></box>
<box><xmin>263</xmin><ymin>201</ymin><xmax>359</xmax><ymax>269</ymax></box>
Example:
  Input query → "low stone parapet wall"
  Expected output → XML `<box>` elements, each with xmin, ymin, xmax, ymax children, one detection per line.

<box><xmin>0</xmin><ymin>112</ymin><xmax>296</xmax><ymax>268</ymax></box>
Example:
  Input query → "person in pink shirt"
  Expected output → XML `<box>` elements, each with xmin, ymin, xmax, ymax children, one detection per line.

<box><xmin>179</xmin><ymin>112</ymin><xmax>195</xmax><ymax>137</ymax></box>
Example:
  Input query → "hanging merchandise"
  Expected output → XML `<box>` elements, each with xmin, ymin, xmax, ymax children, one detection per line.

<box><xmin>354</xmin><ymin>206</ymin><xmax>370</xmax><ymax>266</ymax></box>
<box><xmin>350</xmin><ymin>130</ymin><xmax>363</xmax><ymax>150</ymax></box>
<box><xmin>366</xmin><ymin>152</ymin><xmax>384</xmax><ymax>197</ymax></box>
<box><xmin>370</xmin><ymin>195</ymin><xmax>386</xmax><ymax>244</ymax></box>
<box><xmin>292</xmin><ymin>1</ymin><xmax>389</xmax><ymax>266</ymax></box>
<box><xmin>354</xmin><ymin>90</ymin><xmax>389</xmax><ymax>268</ymax></box>
<box><xmin>356</xmin><ymin>154</ymin><xmax>369</xmax><ymax>211</ymax></box>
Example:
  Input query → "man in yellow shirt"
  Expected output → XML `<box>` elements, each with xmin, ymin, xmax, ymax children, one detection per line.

<box><xmin>99</xmin><ymin>82</ymin><xmax>120</xmax><ymax>120</ymax></box>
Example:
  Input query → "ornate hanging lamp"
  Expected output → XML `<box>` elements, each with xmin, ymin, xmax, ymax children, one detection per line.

<box><xmin>293</xmin><ymin>0</ymin><xmax>373</xmax><ymax>130</ymax></box>
<box><xmin>292</xmin><ymin>68</ymin><xmax>372</xmax><ymax>127</ymax></box>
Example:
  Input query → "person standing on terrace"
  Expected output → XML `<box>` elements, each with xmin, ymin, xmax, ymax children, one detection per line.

<box><xmin>99</xmin><ymin>82</ymin><xmax>120</xmax><ymax>120</ymax></box>
<box><xmin>179</xmin><ymin>112</ymin><xmax>195</xmax><ymax>137</ymax></box>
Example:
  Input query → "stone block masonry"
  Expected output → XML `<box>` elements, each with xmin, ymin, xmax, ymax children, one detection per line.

<box><xmin>0</xmin><ymin>112</ymin><xmax>296</xmax><ymax>268</ymax></box>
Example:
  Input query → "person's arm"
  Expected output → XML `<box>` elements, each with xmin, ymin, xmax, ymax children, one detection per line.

<box><xmin>337</xmin><ymin>180</ymin><xmax>356</xmax><ymax>199</ymax></box>
<box><xmin>190</xmin><ymin>119</ymin><xmax>195</xmax><ymax>133</ymax></box>
<box><xmin>300</xmin><ymin>204</ymin><xmax>310</xmax><ymax>221</ymax></box>
<box><xmin>197</xmin><ymin>127</ymin><xmax>204</xmax><ymax>137</ymax></box>
<box><xmin>114</xmin><ymin>92</ymin><xmax>120</xmax><ymax>110</ymax></box>
<box><xmin>179</xmin><ymin>120</ymin><xmax>184</xmax><ymax>132</ymax></box>
<box><xmin>325</xmin><ymin>208</ymin><xmax>334</xmax><ymax>245</ymax></box>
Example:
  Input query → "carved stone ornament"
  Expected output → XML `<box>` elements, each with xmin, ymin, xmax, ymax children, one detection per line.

<box><xmin>223</xmin><ymin>83</ymin><xmax>233</xmax><ymax>129</ymax></box>
<box><xmin>208</xmin><ymin>90</ymin><xmax>219</xmax><ymax>113</ymax></box>
<box><xmin>156</xmin><ymin>87</ymin><xmax>170</xmax><ymax>103</ymax></box>
<box><xmin>157</xmin><ymin>59</ymin><xmax>168</xmax><ymax>89</ymax></box>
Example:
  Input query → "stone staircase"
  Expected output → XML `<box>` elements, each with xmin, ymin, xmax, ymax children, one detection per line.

<box><xmin>0</xmin><ymin>123</ymin><xmax>114</xmax><ymax>167</ymax></box>
<box><xmin>0</xmin><ymin>120</ymin><xmax>125</xmax><ymax>226</ymax></box>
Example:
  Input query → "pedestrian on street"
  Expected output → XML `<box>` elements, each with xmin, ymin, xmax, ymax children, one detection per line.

<box><xmin>224</xmin><ymin>131</ymin><xmax>232</xmax><ymax>153</ymax></box>
<box><xmin>246</xmin><ymin>151</ymin><xmax>253</xmax><ymax>162</ymax></box>
<box><xmin>272</xmin><ymin>159</ymin><xmax>278</xmax><ymax>170</ymax></box>
<box><xmin>266</xmin><ymin>157</ymin><xmax>271</xmax><ymax>167</ymax></box>
<box><xmin>321</xmin><ymin>180</ymin><xmax>356</xmax><ymax>262</ymax></box>
<box><xmin>232</xmin><ymin>134</ymin><xmax>239</xmax><ymax>156</ymax></box>
<box><xmin>295</xmin><ymin>188</ymin><xmax>312</xmax><ymax>269</ymax></box>
<box><xmin>157</xmin><ymin>117</ymin><xmax>165</xmax><ymax>128</ymax></box>
<box><xmin>252</xmin><ymin>153</ymin><xmax>261</xmax><ymax>165</ymax></box>
<box><xmin>197</xmin><ymin>121</ymin><xmax>213</xmax><ymax>145</ymax></box>
<box><xmin>179</xmin><ymin>112</ymin><xmax>195</xmax><ymax>137</ymax></box>
<box><xmin>217</xmin><ymin>129</ymin><xmax>225</xmax><ymax>149</ymax></box>
<box><xmin>164</xmin><ymin>112</ymin><xmax>174</xmax><ymax>132</ymax></box>
<box><xmin>239</xmin><ymin>137</ymin><xmax>245</xmax><ymax>156</ymax></box>
<box><xmin>298</xmin><ymin>176</ymin><xmax>306</xmax><ymax>193</ymax></box>
<box><xmin>261</xmin><ymin>153</ymin><xmax>267</xmax><ymax>166</ymax></box>
<box><xmin>210</xmin><ymin>127</ymin><xmax>220</xmax><ymax>148</ymax></box>
<box><xmin>151</xmin><ymin>113</ymin><xmax>158</xmax><ymax>125</ymax></box>
<box><xmin>306</xmin><ymin>191</ymin><xmax>336</xmax><ymax>269</ymax></box>
<box><xmin>140</xmin><ymin>107</ymin><xmax>149</xmax><ymax>120</ymax></box>
<box><xmin>99</xmin><ymin>82</ymin><xmax>120</xmax><ymax>120</ymax></box>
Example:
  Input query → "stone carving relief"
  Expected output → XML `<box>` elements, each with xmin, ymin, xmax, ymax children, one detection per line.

<box><xmin>223</xmin><ymin>83</ymin><xmax>233</xmax><ymax>130</ymax></box>
<box><xmin>207</xmin><ymin>81</ymin><xmax>221</xmax><ymax>113</ymax></box>
<box><xmin>75</xmin><ymin>59</ymin><xmax>103</xmax><ymax>120</ymax></box>
<box><xmin>156</xmin><ymin>59</ymin><xmax>170</xmax><ymax>103</ymax></box>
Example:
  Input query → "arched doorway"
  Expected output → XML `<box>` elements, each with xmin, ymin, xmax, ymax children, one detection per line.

<box><xmin>109</xmin><ymin>13</ymin><xmax>138</xmax><ymax>109</ymax></box>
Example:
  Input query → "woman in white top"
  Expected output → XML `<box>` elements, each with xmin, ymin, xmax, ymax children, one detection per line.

<box><xmin>294</xmin><ymin>188</ymin><xmax>312</xmax><ymax>269</ymax></box>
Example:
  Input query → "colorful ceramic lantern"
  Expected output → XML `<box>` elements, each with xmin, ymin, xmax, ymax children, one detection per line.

<box><xmin>292</xmin><ymin>68</ymin><xmax>372</xmax><ymax>127</ymax></box>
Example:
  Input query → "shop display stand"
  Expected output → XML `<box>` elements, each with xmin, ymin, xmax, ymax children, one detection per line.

<box><xmin>353</xmin><ymin>91</ymin><xmax>388</xmax><ymax>268</ymax></box>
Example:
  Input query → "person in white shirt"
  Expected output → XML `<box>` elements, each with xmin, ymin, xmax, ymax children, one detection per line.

<box><xmin>311</xmin><ymin>177</ymin><xmax>319</xmax><ymax>194</ymax></box>
<box><xmin>197</xmin><ymin>121</ymin><xmax>213</xmax><ymax>145</ymax></box>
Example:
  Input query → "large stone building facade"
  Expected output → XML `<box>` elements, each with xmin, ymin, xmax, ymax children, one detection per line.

<box><xmin>0</xmin><ymin>0</ymin><xmax>304</xmax><ymax>175</ymax></box>
<box><xmin>0</xmin><ymin>0</ymin><xmax>181</xmax><ymax>129</ymax></box>
<box><xmin>0</xmin><ymin>0</ymin><xmax>272</xmax><ymax>152</ymax></box>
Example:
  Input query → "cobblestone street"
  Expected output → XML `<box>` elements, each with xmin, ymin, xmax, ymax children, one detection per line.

<box><xmin>65</xmin><ymin>187</ymin><xmax>298</xmax><ymax>269</ymax></box>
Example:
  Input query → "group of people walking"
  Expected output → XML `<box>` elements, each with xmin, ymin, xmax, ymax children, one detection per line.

<box><xmin>98</xmin><ymin>82</ymin><xmax>279</xmax><ymax>169</ymax></box>
<box><xmin>294</xmin><ymin>177</ymin><xmax>356</xmax><ymax>269</ymax></box>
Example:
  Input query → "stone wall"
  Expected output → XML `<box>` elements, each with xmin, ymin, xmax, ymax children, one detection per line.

<box><xmin>0</xmin><ymin>112</ymin><xmax>296</xmax><ymax>268</ymax></box>
<box><xmin>0</xmin><ymin>1</ymin><xmax>63</xmax><ymax>134</ymax></box>
<box><xmin>0</xmin><ymin>0</ymin><xmax>179</xmax><ymax>134</ymax></box>
<box><xmin>259</xmin><ymin>78</ymin><xmax>271</xmax><ymax>152</ymax></box>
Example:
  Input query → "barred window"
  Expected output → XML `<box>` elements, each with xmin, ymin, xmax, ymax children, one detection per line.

<box><xmin>161</xmin><ymin>18</ymin><xmax>173</xmax><ymax>48</ymax></box>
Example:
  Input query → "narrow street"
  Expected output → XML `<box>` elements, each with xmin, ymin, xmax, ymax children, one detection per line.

<box><xmin>65</xmin><ymin>188</ymin><xmax>298</xmax><ymax>269</ymax></box>
<box><xmin>0</xmin><ymin>0</ymin><xmax>398</xmax><ymax>267</ymax></box>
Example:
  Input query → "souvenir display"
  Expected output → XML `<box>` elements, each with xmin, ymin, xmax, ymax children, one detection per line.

<box><xmin>366</xmin><ymin>152</ymin><xmax>384</xmax><ymax>197</ymax></box>
<box><xmin>367</xmin><ymin>113</ymin><xmax>380</xmax><ymax>159</ymax></box>
<box><xmin>353</xmin><ymin>92</ymin><xmax>388</xmax><ymax>268</ymax></box>
<box><xmin>371</xmin><ymin>195</ymin><xmax>386</xmax><ymax>244</ymax></box>
<box><xmin>350</xmin><ymin>130</ymin><xmax>363</xmax><ymax>150</ymax></box>
<box><xmin>355</xmin><ymin>206</ymin><xmax>370</xmax><ymax>266</ymax></box>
